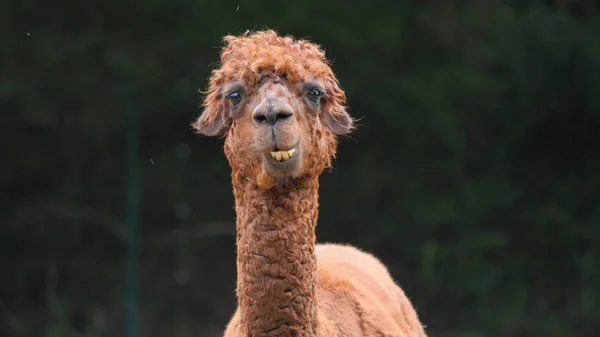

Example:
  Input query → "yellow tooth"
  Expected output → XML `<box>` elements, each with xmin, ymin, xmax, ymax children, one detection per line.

<box><xmin>287</xmin><ymin>149</ymin><xmax>295</xmax><ymax>157</ymax></box>
<box><xmin>270</xmin><ymin>152</ymin><xmax>277</xmax><ymax>159</ymax></box>
<box><xmin>275</xmin><ymin>152</ymin><xmax>283</xmax><ymax>161</ymax></box>
<box><xmin>281</xmin><ymin>151</ymin><xmax>290</xmax><ymax>160</ymax></box>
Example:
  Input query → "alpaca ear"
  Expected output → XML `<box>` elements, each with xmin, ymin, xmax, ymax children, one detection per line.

<box><xmin>321</xmin><ymin>79</ymin><xmax>354</xmax><ymax>135</ymax></box>
<box><xmin>323</xmin><ymin>106</ymin><xmax>354</xmax><ymax>135</ymax></box>
<box><xmin>193</xmin><ymin>100</ymin><xmax>230</xmax><ymax>137</ymax></box>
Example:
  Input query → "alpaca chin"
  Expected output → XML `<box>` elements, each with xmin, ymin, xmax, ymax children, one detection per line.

<box><xmin>256</xmin><ymin>169</ymin><xmax>309</xmax><ymax>190</ymax></box>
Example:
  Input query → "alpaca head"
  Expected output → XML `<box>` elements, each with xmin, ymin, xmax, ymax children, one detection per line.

<box><xmin>193</xmin><ymin>30</ymin><xmax>354</xmax><ymax>189</ymax></box>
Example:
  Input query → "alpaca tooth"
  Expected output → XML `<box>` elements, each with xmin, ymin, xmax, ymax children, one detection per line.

<box><xmin>270</xmin><ymin>149</ymin><xmax>296</xmax><ymax>161</ymax></box>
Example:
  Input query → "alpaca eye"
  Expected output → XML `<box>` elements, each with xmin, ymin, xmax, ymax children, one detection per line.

<box><xmin>306</xmin><ymin>88</ymin><xmax>323</xmax><ymax>104</ymax></box>
<box><xmin>225</xmin><ymin>91</ymin><xmax>243</xmax><ymax>106</ymax></box>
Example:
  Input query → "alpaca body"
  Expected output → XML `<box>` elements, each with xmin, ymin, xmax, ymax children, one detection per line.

<box><xmin>223</xmin><ymin>177</ymin><xmax>425</xmax><ymax>337</ymax></box>
<box><xmin>224</xmin><ymin>243</ymin><xmax>427</xmax><ymax>337</ymax></box>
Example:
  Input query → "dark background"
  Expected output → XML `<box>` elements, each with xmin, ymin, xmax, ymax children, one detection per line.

<box><xmin>2</xmin><ymin>0</ymin><xmax>600</xmax><ymax>336</ymax></box>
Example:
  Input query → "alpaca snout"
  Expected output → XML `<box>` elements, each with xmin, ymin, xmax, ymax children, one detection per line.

<box><xmin>252</xmin><ymin>98</ymin><xmax>300</xmax><ymax>157</ymax></box>
<box><xmin>252</xmin><ymin>97</ymin><xmax>295</xmax><ymax>126</ymax></box>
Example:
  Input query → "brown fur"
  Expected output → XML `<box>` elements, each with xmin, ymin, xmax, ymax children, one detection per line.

<box><xmin>193</xmin><ymin>30</ymin><xmax>427</xmax><ymax>337</ymax></box>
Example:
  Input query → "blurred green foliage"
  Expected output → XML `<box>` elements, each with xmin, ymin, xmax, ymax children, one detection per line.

<box><xmin>1</xmin><ymin>1</ymin><xmax>599</xmax><ymax>337</ymax></box>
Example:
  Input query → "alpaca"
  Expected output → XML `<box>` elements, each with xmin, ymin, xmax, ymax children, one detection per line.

<box><xmin>193</xmin><ymin>30</ymin><xmax>428</xmax><ymax>337</ymax></box>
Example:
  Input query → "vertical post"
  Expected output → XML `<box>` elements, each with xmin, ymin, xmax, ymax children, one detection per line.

<box><xmin>125</xmin><ymin>84</ymin><xmax>141</xmax><ymax>337</ymax></box>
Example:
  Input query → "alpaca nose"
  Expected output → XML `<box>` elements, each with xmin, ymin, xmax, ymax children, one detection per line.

<box><xmin>252</xmin><ymin>101</ymin><xmax>294</xmax><ymax>126</ymax></box>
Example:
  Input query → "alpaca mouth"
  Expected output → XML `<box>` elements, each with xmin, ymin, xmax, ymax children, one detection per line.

<box><xmin>263</xmin><ymin>146</ymin><xmax>301</xmax><ymax>177</ymax></box>
<box><xmin>269</xmin><ymin>148</ymin><xmax>296</xmax><ymax>162</ymax></box>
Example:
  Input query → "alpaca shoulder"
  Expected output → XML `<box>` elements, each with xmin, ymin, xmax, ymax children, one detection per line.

<box><xmin>315</xmin><ymin>243</ymin><xmax>425</xmax><ymax>337</ymax></box>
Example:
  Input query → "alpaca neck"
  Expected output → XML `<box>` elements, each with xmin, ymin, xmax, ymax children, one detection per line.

<box><xmin>233</xmin><ymin>178</ymin><xmax>319</xmax><ymax>337</ymax></box>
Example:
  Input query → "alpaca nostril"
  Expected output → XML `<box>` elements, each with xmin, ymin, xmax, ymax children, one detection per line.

<box><xmin>254</xmin><ymin>114</ymin><xmax>267</xmax><ymax>123</ymax></box>
<box><xmin>277</xmin><ymin>111</ymin><xmax>292</xmax><ymax>120</ymax></box>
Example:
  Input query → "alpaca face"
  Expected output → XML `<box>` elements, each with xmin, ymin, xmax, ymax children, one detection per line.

<box><xmin>241</xmin><ymin>74</ymin><xmax>304</xmax><ymax>178</ymax></box>
<box><xmin>193</xmin><ymin>30</ymin><xmax>355</xmax><ymax>186</ymax></box>
<box><xmin>223</xmin><ymin>74</ymin><xmax>329</xmax><ymax>180</ymax></box>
